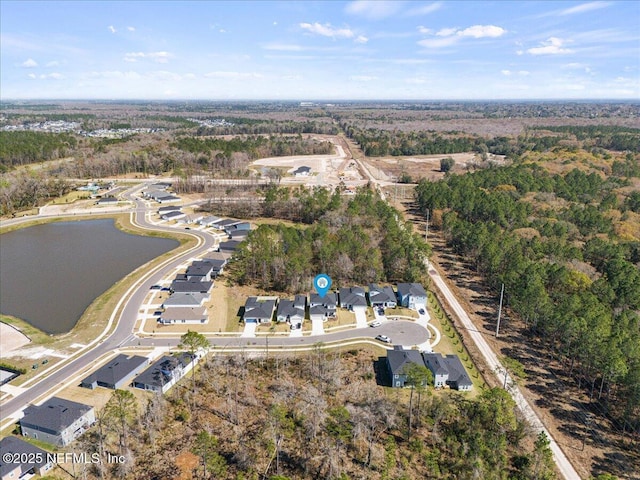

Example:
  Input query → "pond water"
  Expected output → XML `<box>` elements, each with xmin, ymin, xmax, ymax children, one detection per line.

<box><xmin>0</xmin><ymin>219</ymin><xmax>179</xmax><ymax>334</ymax></box>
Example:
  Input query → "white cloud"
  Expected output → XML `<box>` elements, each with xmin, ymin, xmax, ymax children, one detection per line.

<box><xmin>559</xmin><ymin>1</ymin><xmax>611</xmax><ymax>15</ymax></box>
<box><xmin>502</xmin><ymin>69</ymin><xmax>530</xmax><ymax>76</ymax></box>
<box><xmin>344</xmin><ymin>1</ymin><xmax>402</xmax><ymax>20</ymax></box>
<box><xmin>527</xmin><ymin>37</ymin><xmax>573</xmax><ymax>55</ymax></box>
<box><xmin>124</xmin><ymin>51</ymin><xmax>172</xmax><ymax>63</ymax></box>
<box><xmin>127</xmin><ymin>26</ymin><xmax>136</xmax><ymax>32</ymax></box>
<box><xmin>501</xmin><ymin>69</ymin><xmax>512</xmax><ymax>76</ymax></box>
<box><xmin>355</xmin><ymin>35</ymin><xmax>369</xmax><ymax>44</ymax></box>
<box><xmin>419</xmin><ymin>24</ymin><xmax>506</xmax><ymax>48</ymax></box>
<box><xmin>458</xmin><ymin>25</ymin><xmax>506</xmax><ymax>38</ymax></box>
<box><xmin>45</xmin><ymin>61</ymin><xmax>60</xmax><ymax>67</ymax></box>
<box><xmin>300</xmin><ymin>22</ymin><xmax>356</xmax><ymax>39</ymax></box>
<box><xmin>405</xmin><ymin>77</ymin><xmax>428</xmax><ymax>84</ymax></box>
<box><xmin>418</xmin><ymin>26</ymin><xmax>432</xmax><ymax>34</ymax></box>
<box><xmin>407</xmin><ymin>2</ymin><xmax>442</xmax><ymax>16</ymax></box>
<box><xmin>21</xmin><ymin>58</ymin><xmax>38</xmax><ymax>68</ymax></box>
<box><xmin>27</xmin><ymin>73</ymin><xmax>36</xmax><ymax>79</ymax></box>
<box><xmin>108</xmin><ymin>25</ymin><xmax>116</xmax><ymax>34</ymax></box>
<box><xmin>40</xmin><ymin>72</ymin><xmax>64</xmax><ymax>80</ymax></box>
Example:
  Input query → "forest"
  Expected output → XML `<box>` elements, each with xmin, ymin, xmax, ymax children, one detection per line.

<box><xmin>414</xmin><ymin>158</ymin><xmax>640</xmax><ymax>437</ymax></box>
<box><xmin>229</xmin><ymin>187</ymin><xmax>430</xmax><ymax>292</ymax></box>
<box><xmin>70</xmin><ymin>344</ymin><xmax>559</xmax><ymax>480</ymax></box>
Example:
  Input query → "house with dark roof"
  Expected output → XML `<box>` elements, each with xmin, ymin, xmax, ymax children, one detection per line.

<box><xmin>293</xmin><ymin>165</ymin><xmax>311</xmax><ymax>176</ymax></box>
<box><xmin>386</xmin><ymin>349</ymin><xmax>430</xmax><ymax>388</ymax></box>
<box><xmin>158</xmin><ymin>306</ymin><xmax>209</xmax><ymax>325</ymax></box>
<box><xmin>199</xmin><ymin>215</ymin><xmax>222</xmax><ymax>227</ymax></box>
<box><xmin>368</xmin><ymin>284</ymin><xmax>397</xmax><ymax>308</ymax></box>
<box><xmin>170</xmin><ymin>279</ymin><xmax>213</xmax><ymax>294</ymax></box>
<box><xmin>396</xmin><ymin>283</ymin><xmax>428</xmax><ymax>309</ymax></box>
<box><xmin>200</xmin><ymin>256</ymin><xmax>227</xmax><ymax>277</ymax></box>
<box><xmin>20</xmin><ymin>397</ymin><xmax>95</xmax><ymax>446</ymax></box>
<box><xmin>276</xmin><ymin>295</ymin><xmax>306</xmax><ymax>327</ymax></box>
<box><xmin>243</xmin><ymin>297</ymin><xmax>277</xmax><ymax>324</ymax></box>
<box><xmin>156</xmin><ymin>194</ymin><xmax>181</xmax><ymax>204</ymax></box>
<box><xmin>214</xmin><ymin>219</ymin><xmax>241</xmax><ymax>230</ymax></box>
<box><xmin>185</xmin><ymin>261</ymin><xmax>215</xmax><ymax>281</ymax></box>
<box><xmin>228</xmin><ymin>229</ymin><xmax>249</xmax><ymax>240</ymax></box>
<box><xmin>422</xmin><ymin>353</ymin><xmax>473</xmax><ymax>391</ymax></box>
<box><xmin>132</xmin><ymin>353</ymin><xmax>198</xmax><ymax>394</ymax></box>
<box><xmin>309</xmin><ymin>292</ymin><xmax>337</xmax><ymax>321</ymax></box>
<box><xmin>218</xmin><ymin>240</ymin><xmax>242</xmax><ymax>253</ymax></box>
<box><xmin>96</xmin><ymin>196</ymin><xmax>118</xmax><ymax>205</ymax></box>
<box><xmin>80</xmin><ymin>354</ymin><xmax>148</xmax><ymax>390</ymax></box>
<box><xmin>161</xmin><ymin>210</ymin><xmax>186</xmax><ymax>221</ymax></box>
<box><xmin>338</xmin><ymin>286</ymin><xmax>368</xmax><ymax>311</ymax></box>
<box><xmin>158</xmin><ymin>205</ymin><xmax>181</xmax><ymax>214</ymax></box>
<box><xmin>0</xmin><ymin>436</ymin><xmax>54</xmax><ymax>479</ymax></box>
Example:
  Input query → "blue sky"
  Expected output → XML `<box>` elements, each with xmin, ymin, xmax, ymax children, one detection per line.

<box><xmin>1</xmin><ymin>1</ymin><xmax>638</xmax><ymax>100</ymax></box>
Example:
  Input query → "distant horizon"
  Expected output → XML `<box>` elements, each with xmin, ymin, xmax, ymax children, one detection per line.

<box><xmin>2</xmin><ymin>1</ymin><xmax>638</xmax><ymax>100</ymax></box>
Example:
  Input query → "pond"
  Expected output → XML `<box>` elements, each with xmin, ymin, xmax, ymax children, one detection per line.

<box><xmin>0</xmin><ymin>219</ymin><xmax>179</xmax><ymax>334</ymax></box>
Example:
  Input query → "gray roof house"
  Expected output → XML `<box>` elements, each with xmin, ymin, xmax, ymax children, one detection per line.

<box><xmin>339</xmin><ymin>286</ymin><xmax>368</xmax><ymax>311</ymax></box>
<box><xmin>80</xmin><ymin>354</ymin><xmax>148</xmax><ymax>390</ymax></box>
<box><xmin>293</xmin><ymin>165</ymin><xmax>311</xmax><ymax>176</ymax></box>
<box><xmin>185</xmin><ymin>261</ymin><xmax>215</xmax><ymax>281</ymax></box>
<box><xmin>158</xmin><ymin>306</ymin><xmax>208</xmax><ymax>325</ymax></box>
<box><xmin>20</xmin><ymin>397</ymin><xmax>95</xmax><ymax>447</ymax></box>
<box><xmin>162</xmin><ymin>292</ymin><xmax>208</xmax><ymax>308</ymax></box>
<box><xmin>309</xmin><ymin>292</ymin><xmax>337</xmax><ymax>321</ymax></box>
<box><xmin>156</xmin><ymin>194</ymin><xmax>181</xmax><ymax>204</ymax></box>
<box><xmin>243</xmin><ymin>297</ymin><xmax>277</xmax><ymax>324</ymax></box>
<box><xmin>228</xmin><ymin>229</ymin><xmax>249</xmax><ymax>240</ymax></box>
<box><xmin>214</xmin><ymin>218</ymin><xmax>241</xmax><ymax>229</ymax></box>
<box><xmin>96</xmin><ymin>196</ymin><xmax>118</xmax><ymax>205</ymax></box>
<box><xmin>276</xmin><ymin>296</ymin><xmax>306</xmax><ymax>326</ymax></box>
<box><xmin>161</xmin><ymin>210</ymin><xmax>186</xmax><ymax>221</ymax></box>
<box><xmin>170</xmin><ymin>279</ymin><xmax>213</xmax><ymax>294</ymax></box>
<box><xmin>368</xmin><ymin>284</ymin><xmax>397</xmax><ymax>308</ymax></box>
<box><xmin>218</xmin><ymin>240</ymin><xmax>242</xmax><ymax>253</ymax></box>
<box><xmin>200</xmin><ymin>256</ymin><xmax>227</xmax><ymax>277</ymax></box>
<box><xmin>387</xmin><ymin>349</ymin><xmax>430</xmax><ymax>388</ymax></box>
<box><xmin>158</xmin><ymin>205</ymin><xmax>181</xmax><ymax>214</ymax></box>
<box><xmin>0</xmin><ymin>436</ymin><xmax>54</xmax><ymax>479</ymax></box>
<box><xmin>396</xmin><ymin>283</ymin><xmax>428</xmax><ymax>309</ymax></box>
<box><xmin>199</xmin><ymin>215</ymin><xmax>222</xmax><ymax>227</ymax></box>
<box><xmin>422</xmin><ymin>353</ymin><xmax>473</xmax><ymax>391</ymax></box>
<box><xmin>133</xmin><ymin>353</ymin><xmax>198</xmax><ymax>394</ymax></box>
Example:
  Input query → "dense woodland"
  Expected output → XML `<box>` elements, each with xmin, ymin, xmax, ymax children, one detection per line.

<box><xmin>229</xmin><ymin>188</ymin><xmax>429</xmax><ymax>292</ymax></box>
<box><xmin>68</xmin><ymin>346</ymin><xmax>559</xmax><ymax>480</ymax></box>
<box><xmin>415</xmin><ymin>156</ymin><xmax>640</xmax><ymax>438</ymax></box>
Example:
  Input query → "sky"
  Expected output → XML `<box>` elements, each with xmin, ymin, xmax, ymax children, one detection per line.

<box><xmin>1</xmin><ymin>0</ymin><xmax>639</xmax><ymax>100</ymax></box>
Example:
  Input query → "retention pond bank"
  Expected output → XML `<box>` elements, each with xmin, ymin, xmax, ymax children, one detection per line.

<box><xmin>0</xmin><ymin>218</ymin><xmax>178</xmax><ymax>334</ymax></box>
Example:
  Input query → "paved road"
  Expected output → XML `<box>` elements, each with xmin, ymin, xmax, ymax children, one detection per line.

<box><xmin>0</xmin><ymin>186</ymin><xmax>428</xmax><ymax>425</ymax></box>
<box><xmin>428</xmin><ymin>265</ymin><xmax>581</xmax><ymax>480</ymax></box>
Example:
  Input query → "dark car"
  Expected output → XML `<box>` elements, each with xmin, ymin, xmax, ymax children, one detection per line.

<box><xmin>419</xmin><ymin>308</ymin><xmax>426</xmax><ymax>315</ymax></box>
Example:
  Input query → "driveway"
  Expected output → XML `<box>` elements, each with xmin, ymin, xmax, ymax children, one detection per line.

<box><xmin>311</xmin><ymin>318</ymin><xmax>325</xmax><ymax>335</ymax></box>
<box><xmin>354</xmin><ymin>309</ymin><xmax>368</xmax><ymax>328</ymax></box>
<box><xmin>241</xmin><ymin>322</ymin><xmax>257</xmax><ymax>338</ymax></box>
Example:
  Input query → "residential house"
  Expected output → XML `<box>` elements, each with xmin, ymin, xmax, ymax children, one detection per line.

<box><xmin>133</xmin><ymin>353</ymin><xmax>198</xmax><ymax>394</ymax></box>
<box><xmin>338</xmin><ymin>286</ymin><xmax>368</xmax><ymax>311</ymax></box>
<box><xmin>199</xmin><ymin>215</ymin><xmax>222</xmax><ymax>227</ymax></box>
<box><xmin>185</xmin><ymin>261</ymin><xmax>215</xmax><ymax>282</ymax></box>
<box><xmin>156</xmin><ymin>194</ymin><xmax>181</xmax><ymax>204</ymax></box>
<box><xmin>218</xmin><ymin>240</ymin><xmax>241</xmax><ymax>253</ymax></box>
<box><xmin>309</xmin><ymin>292</ymin><xmax>337</xmax><ymax>322</ymax></box>
<box><xmin>387</xmin><ymin>349</ymin><xmax>430</xmax><ymax>388</ymax></box>
<box><xmin>225</xmin><ymin>221</ymin><xmax>251</xmax><ymax>232</ymax></box>
<box><xmin>276</xmin><ymin>295</ymin><xmax>306</xmax><ymax>328</ymax></box>
<box><xmin>96</xmin><ymin>196</ymin><xmax>118</xmax><ymax>205</ymax></box>
<box><xmin>228</xmin><ymin>229</ymin><xmax>249</xmax><ymax>240</ymax></box>
<box><xmin>243</xmin><ymin>297</ymin><xmax>277</xmax><ymax>324</ymax></box>
<box><xmin>293</xmin><ymin>165</ymin><xmax>311</xmax><ymax>176</ymax></box>
<box><xmin>396</xmin><ymin>283</ymin><xmax>428</xmax><ymax>309</ymax></box>
<box><xmin>20</xmin><ymin>397</ymin><xmax>95</xmax><ymax>446</ymax></box>
<box><xmin>161</xmin><ymin>210</ymin><xmax>186</xmax><ymax>221</ymax></box>
<box><xmin>422</xmin><ymin>353</ymin><xmax>473</xmax><ymax>391</ymax></box>
<box><xmin>177</xmin><ymin>213</ymin><xmax>204</xmax><ymax>225</ymax></box>
<box><xmin>214</xmin><ymin>219</ymin><xmax>241</xmax><ymax>230</ymax></box>
<box><xmin>162</xmin><ymin>292</ymin><xmax>208</xmax><ymax>308</ymax></box>
<box><xmin>158</xmin><ymin>205</ymin><xmax>181</xmax><ymax>215</ymax></box>
<box><xmin>170</xmin><ymin>279</ymin><xmax>213</xmax><ymax>294</ymax></box>
<box><xmin>200</xmin><ymin>256</ymin><xmax>227</xmax><ymax>277</ymax></box>
<box><xmin>368</xmin><ymin>284</ymin><xmax>397</xmax><ymax>308</ymax></box>
<box><xmin>0</xmin><ymin>436</ymin><xmax>54</xmax><ymax>479</ymax></box>
<box><xmin>158</xmin><ymin>306</ymin><xmax>209</xmax><ymax>325</ymax></box>
<box><xmin>151</xmin><ymin>182</ymin><xmax>172</xmax><ymax>190</ymax></box>
<box><xmin>80</xmin><ymin>354</ymin><xmax>148</xmax><ymax>390</ymax></box>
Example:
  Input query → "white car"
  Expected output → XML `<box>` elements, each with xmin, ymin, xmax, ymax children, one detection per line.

<box><xmin>375</xmin><ymin>334</ymin><xmax>392</xmax><ymax>344</ymax></box>
<box><xmin>370</xmin><ymin>320</ymin><xmax>382</xmax><ymax>328</ymax></box>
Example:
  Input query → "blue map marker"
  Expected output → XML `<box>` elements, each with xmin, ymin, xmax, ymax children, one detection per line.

<box><xmin>314</xmin><ymin>273</ymin><xmax>332</xmax><ymax>298</ymax></box>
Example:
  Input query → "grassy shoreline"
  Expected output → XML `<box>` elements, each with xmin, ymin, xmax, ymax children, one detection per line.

<box><xmin>0</xmin><ymin>213</ymin><xmax>194</xmax><ymax>379</ymax></box>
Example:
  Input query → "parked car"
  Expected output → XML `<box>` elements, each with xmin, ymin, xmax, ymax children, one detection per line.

<box><xmin>370</xmin><ymin>320</ymin><xmax>382</xmax><ymax>328</ymax></box>
<box><xmin>375</xmin><ymin>334</ymin><xmax>392</xmax><ymax>344</ymax></box>
<box><xmin>150</xmin><ymin>285</ymin><xmax>162</xmax><ymax>290</ymax></box>
<box><xmin>418</xmin><ymin>308</ymin><xmax>425</xmax><ymax>315</ymax></box>
<box><xmin>378</xmin><ymin>308</ymin><xmax>385</xmax><ymax>315</ymax></box>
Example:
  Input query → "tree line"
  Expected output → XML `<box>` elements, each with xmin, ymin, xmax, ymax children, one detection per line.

<box><xmin>415</xmin><ymin>161</ymin><xmax>640</xmax><ymax>436</ymax></box>
<box><xmin>0</xmin><ymin>131</ymin><xmax>77</xmax><ymax>171</ymax></box>
<box><xmin>229</xmin><ymin>187</ymin><xmax>430</xmax><ymax>292</ymax></box>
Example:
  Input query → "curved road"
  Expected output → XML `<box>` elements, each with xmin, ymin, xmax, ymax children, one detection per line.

<box><xmin>0</xmin><ymin>187</ymin><xmax>428</xmax><ymax>424</ymax></box>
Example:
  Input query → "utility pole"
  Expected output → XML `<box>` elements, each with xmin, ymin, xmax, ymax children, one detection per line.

<box><xmin>495</xmin><ymin>283</ymin><xmax>505</xmax><ymax>337</ymax></box>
